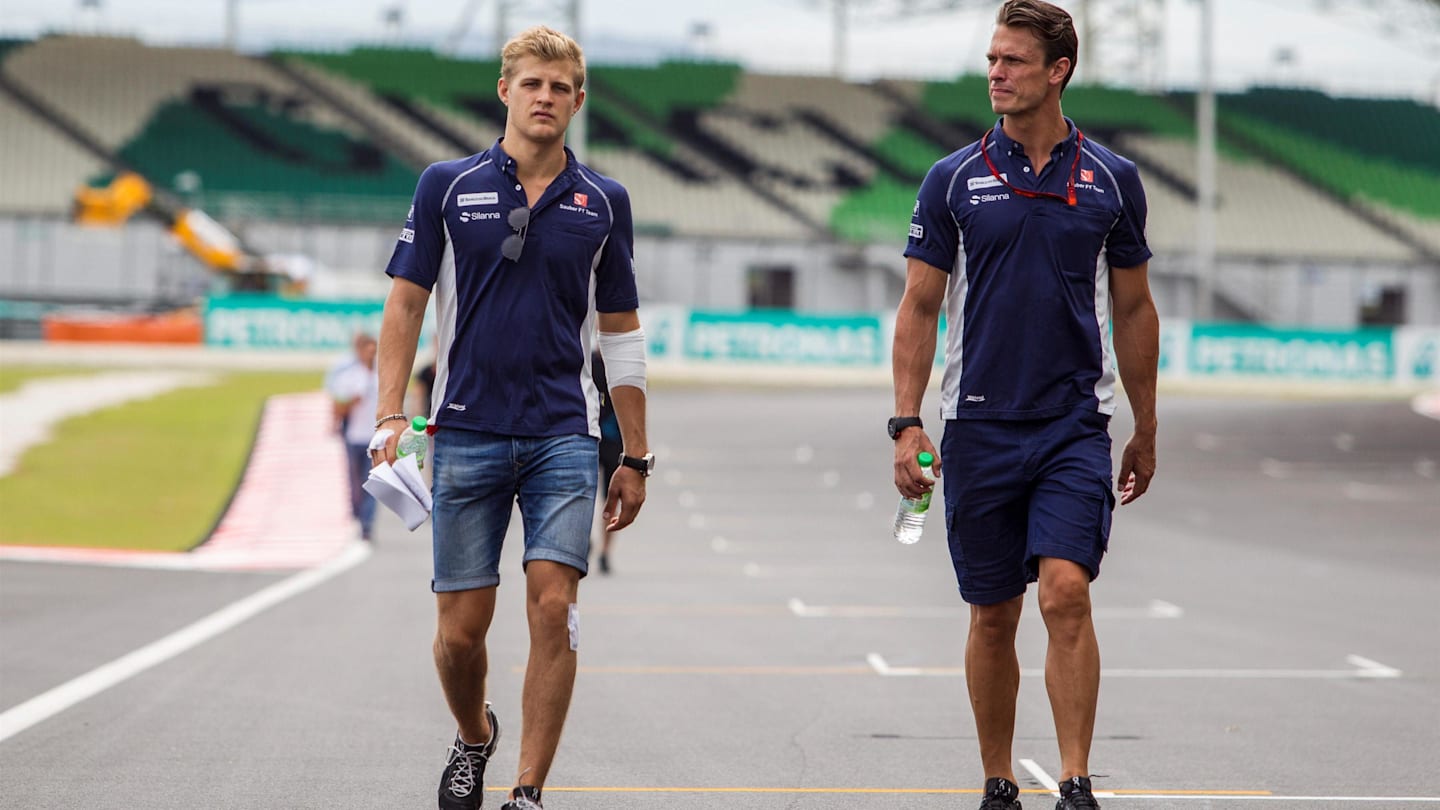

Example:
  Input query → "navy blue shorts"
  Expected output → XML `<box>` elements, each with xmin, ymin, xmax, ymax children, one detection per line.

<box><xmin>940</xmin><ymin>407</ymin><xmax>1115</xmax><ymax>605</ymax></box>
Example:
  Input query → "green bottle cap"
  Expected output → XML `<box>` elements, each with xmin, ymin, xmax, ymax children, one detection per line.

<box><xmin>917</xmin><ymin>451</ymin><xmax>934</xmax><ymax>467</ymax></box>
<box><xmin>411</xmin><ymin>416</ymin><xmax>428</xmax><ymax>432</ymax></box>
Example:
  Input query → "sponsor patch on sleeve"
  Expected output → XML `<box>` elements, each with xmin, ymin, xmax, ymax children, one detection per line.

<box><xmin>909</xmin><ymin>223</ymin><xmax>925</xmax><ymax>240</ymax></box>
<box><xmin>398</xmin><ymin>228</ymin><xmax>415</xmax><ymax>244</ymax></box>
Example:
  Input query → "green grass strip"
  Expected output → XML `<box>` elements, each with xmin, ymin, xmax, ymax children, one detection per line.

<box><xmin>0</xmin><ymin>367</ymin><xmax>103</xmax><ymax>395</ymax></box>
<box><xmin>0</xmin><ymin>371</ymin><xmax>321</xmax><ymax>552</ymax></box>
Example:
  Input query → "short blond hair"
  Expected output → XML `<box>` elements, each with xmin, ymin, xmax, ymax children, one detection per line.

<box><xmin>501</xmin><ymin>25</ymin><xmax>586</xmax><ymax>90</ymax></box>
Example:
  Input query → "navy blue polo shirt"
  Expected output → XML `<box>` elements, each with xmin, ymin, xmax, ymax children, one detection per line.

<box><xmin>905</xmin><ymin>118</ymin><xmax>1151</xmax><ymax>421</ymax></box>
<box><xmin>385</xmin><ymin>141</ymin><xmax>639</xmax><ymax>438</ymax></box>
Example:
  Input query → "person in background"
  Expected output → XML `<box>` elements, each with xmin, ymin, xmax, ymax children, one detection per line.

<box><xmin>890</xmin><ymin>2</ymin><xmax>1160</xmax><ymax>809</ymax></box>
<box><xmin>324</xmin><ymin>331</ymin><xmax>371</xmax><ymax>436</ymax></box>
<box><xmin>332</xmin><ymin>332</ymin><xmax>379</xmax><ymax>541</ymax></box>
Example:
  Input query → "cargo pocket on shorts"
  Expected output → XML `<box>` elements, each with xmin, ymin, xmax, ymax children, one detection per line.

<box><xmin>1097</xmin><ymin>475</ymin><xmax>1117</xmax><ymax>553</ymax></box>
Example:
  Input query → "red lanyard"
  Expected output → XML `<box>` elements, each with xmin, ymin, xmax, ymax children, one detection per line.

<box><xmin>980</xmin><ymin>128</ymin><xmax>1085</xmax><ymax>206</ymax></box>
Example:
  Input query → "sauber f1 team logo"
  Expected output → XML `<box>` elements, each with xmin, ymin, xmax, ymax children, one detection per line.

<box><xmin>573</xmin><ymin>192</ymin><xmax>589</xmax><ymax>208</ymax></box>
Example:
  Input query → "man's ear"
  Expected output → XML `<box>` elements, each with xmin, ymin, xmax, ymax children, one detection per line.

<box><xmin>573</xmin><ymin>87</ymin><xmax>586</xmax><ymax>114</ymax></box>
<box><xmin>497</xmin><ymin>76</ymin><xmax>510</xmax><ymax>105</ymax></box>
<box><xmin>1050</xmin><ymin>57</ymin><xmax>1071</xmax><ymax>88</ymax></box>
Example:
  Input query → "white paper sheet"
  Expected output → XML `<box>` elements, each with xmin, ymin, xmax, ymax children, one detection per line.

<box><xmin>362</xmin><ymin>454</ymin><xmax>432</xmax><ymax>530</ymax></box>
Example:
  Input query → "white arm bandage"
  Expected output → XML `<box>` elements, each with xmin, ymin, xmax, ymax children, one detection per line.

<box><xmin>597</xmin><ymin>328</ymin><xmax>647</xmax><ymax>394</ymax></box>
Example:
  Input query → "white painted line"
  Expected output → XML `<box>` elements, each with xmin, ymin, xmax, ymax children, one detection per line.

<box><xmin>0</xmin><ymin>542</ymin><xmax>371</xmax><ymax>743</ymax></box>
<box><xmin>1347</xmin><ymin>654</ymin><xmax>1402</xmax><ymax>678</ymax></box>
<box><xmin>790</xmin><ymin>598</ymin><xmax>1182</xmax><ymax>620</ymax></box>
<box><xmin>1019</xmin><ymin>759</ymin><xmax>1058</xmax><ymax>793</ymax></box>
<box><xmin>864</xmin><ymin>654</ymin><xmax>1401</xmax><ymax>680</ymax></box>
<box><xmin>865</xmin><ymin>653</ymin><xmax>940</xmax><ymax>677</ymax></box>
<box><xmin>1147</xmin><ymin>599</ymin><xmax>1185</xmax><ymax>618</ymax></box>
<box><xmin>1412</xmin><ymin>391</ymin><xmax>1440</xmax><ymax>421</ymax></box>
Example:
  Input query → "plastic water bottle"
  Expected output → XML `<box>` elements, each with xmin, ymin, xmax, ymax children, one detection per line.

<box><xmin>893</xmin><ymin>451</ymin><xmax>935</xmax><ymax>544</ymax></box>
<box><xmin>396</xmin><ymin>416</ymin><xmax>429</xmax><ymax>470</ymax></box>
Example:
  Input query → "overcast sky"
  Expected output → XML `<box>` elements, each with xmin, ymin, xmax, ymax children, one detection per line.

<box><xmin>3</xmin><ymin>0</ymin><xmax>1437</xmax><ymax>102</ymax></box>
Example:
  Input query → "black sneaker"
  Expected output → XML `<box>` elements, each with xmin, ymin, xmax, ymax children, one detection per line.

<box><xmin>1056</xmin><ymin>776</ymin><xmax>1099</xmax><ymax>810</ymax></box>
<box><xmin>980</xmin><ymin>777</ymin><xmax>1023</xmax><ymax>810</ymax></box>
<box><xmin>438</xmin><ymin>705</ymin><xmax>500</xmax><ymax>809</ymax></box>
<box><xmin>500</xmin><ymin>785</ymin><xmax>543</xmax><ymax>809</ymax></box>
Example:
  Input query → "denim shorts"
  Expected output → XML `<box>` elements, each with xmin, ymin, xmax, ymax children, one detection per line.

<box><xmin>430</xmin><ymin>429</ymin><xmax>598</xmax><ymax>592</ymax></box>
<box><xmin>940</xmin><ymin>407</ymin><xmax>1116</xmax><ymax>605</ymax></box>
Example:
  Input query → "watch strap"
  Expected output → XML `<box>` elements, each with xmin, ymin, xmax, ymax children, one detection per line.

<box><xmin>619</xmin><ymin>453</ymin><xmax>654</xmax><ymax>477</ymax></box>
<box><xmin>888</xmin><ymin>416</ymin><xmax>924</xmax><ymax>439</ymax></box>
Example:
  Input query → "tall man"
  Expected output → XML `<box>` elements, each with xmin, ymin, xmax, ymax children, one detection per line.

<box><xmin>890</xmin><ymin>2</ymin><xmax>1159</xmax><ymax>809</ymax></box>
<box><xmin>371</xmin><ymin>26</ymin><xmax>652</xmax><ymax>810</ymax></box>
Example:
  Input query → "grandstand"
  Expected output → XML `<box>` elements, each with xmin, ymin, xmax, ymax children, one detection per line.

<box><xmin>0</xmin><ymin>34</ymin><xmax>1436</xmax><ymax>325</ymax></box>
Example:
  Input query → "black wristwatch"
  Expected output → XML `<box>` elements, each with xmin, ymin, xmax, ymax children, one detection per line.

<box><xmin>887</xmin><ymin>416</ymin><xmax>924</xmax><ymax>440</ymax></box>
<box><xmin>619</xmin><ymin>452</ymin><xmax>655</xmax><ymax>477</ymax></box>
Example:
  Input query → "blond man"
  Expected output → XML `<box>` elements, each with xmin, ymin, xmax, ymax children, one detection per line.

<box><xmin>372</xmin><ymin>26</ymin><xmax>651</xmax><ymax>810</ymax></box>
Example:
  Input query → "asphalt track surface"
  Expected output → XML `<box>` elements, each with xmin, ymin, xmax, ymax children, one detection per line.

<box><xmin>2</xmin><ymin>385</ymin><xmax>1438</xmax><ymax>809</ymax></box>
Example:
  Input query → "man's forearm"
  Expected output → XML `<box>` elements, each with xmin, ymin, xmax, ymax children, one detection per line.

<box><xmin>376</xmin><ymin>282</ymin><xmax>427</xmax><ymax>420</ymax></box>
<box><xmin>1113</xmin><ymin>305</ymin><xmax>1160</xmax><ymax>432</ymax></box>
<box><xmin>892</xmin><ymin>300</ymin><xmax>939</xmax><ymax>416</ymax></box>
<box><xmin>607</xmin><ymin>386</ymin><xmax>647</xmax><ymax>456</ymax></box>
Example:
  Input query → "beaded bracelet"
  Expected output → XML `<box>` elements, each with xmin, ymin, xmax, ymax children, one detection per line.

<box><xmin>373</xmin><ymin>413</ymin><xmax>408</xmax><ymax>430</ymax></box>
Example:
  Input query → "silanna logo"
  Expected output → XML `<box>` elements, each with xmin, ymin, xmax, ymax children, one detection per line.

<box><xmin>970</xmin><ymin>192</ymin><xmax>1011</xmax><ymax>206</ymax></box>
<box><xmin>459</xmin><ymin>211</ymin><xmax>501</xmax><ymax>223</ymax></box>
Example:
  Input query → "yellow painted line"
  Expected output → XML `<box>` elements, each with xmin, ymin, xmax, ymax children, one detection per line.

<box><xmin>483</xmin><ymin>786</ymin><xmax>1274</xmax><ymax>796</ymax></box>
<box><xmin>1111</xmin><ymin>790</ymin><xmax>1274</xmax><ymax>796</ymax></box>
<box><xmin>581</xmin><ymin>604</ymin><xmax>786</xmax><ymax>616</ymax></box>
<box><xmin>510</xmin><ymin>665</ymin><xmax>872</xmax><ymax>675</ymax></box>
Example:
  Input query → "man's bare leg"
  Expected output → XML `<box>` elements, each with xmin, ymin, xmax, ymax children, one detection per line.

<box><xmin>1038</xmin><ymin>557</ymin><xmax>1100</xmax><ymax>780</ymax></box>
<box><xmin>967</xmin><ymin>595</ymin><xmax>1025</xmax><ymax>785</ymax></box>
<box><xmin>514</xmin><ymin>560</ymin><xmax>581</xmax><ymax>788</ymax></box>
<box><xmin>435</xmin><ymin>588</ymin><xmax>499</xmax><ymax>745</ymax></box>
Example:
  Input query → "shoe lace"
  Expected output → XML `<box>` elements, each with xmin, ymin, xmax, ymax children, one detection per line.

<box><xmin>444</xmin><ymin>743</ymin><xmax>489</xmax><ymax>797</ymax></box>
<box><xmin>979</xmin><ymin>787</ymin><xmax>1019</xmax><ymax>810</ymax></box>
<box><xmin>1061</xmin><ymin>783</ymin><xmax>1099</xmax><ymax>810</ymax></box>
